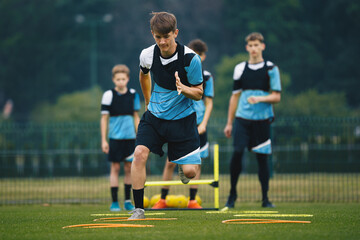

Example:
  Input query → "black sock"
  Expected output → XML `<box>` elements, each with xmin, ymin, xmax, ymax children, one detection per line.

<box><xmin>124</xmin><ymin>184</ymin><xmax>132</xmax><ymax>201</ymax></box>
<box><xmin>111</xmin><ymin>187</ymin><xmax>118</xmax><ymax>203</ymax></box>
<box><xmin>189</xmin><ymin>188</ymin><xmax>198</xmax><ymax>200</ymax></box>
<box><xmin>230</xmin><ymin>150</ymin><xmax>243</xmax><ymax>196</ymax></box>
<box><xmin>132</xmin><ymin>188</ymin><xmax>144</xmax><ymax>209</ymax></box>
<box><xmin>161</xmin><ymin>188</ymin><xmax>169</xmax><ymax>200</ymax></box>
<box><xmin>257</xmin><ymin>154</ymin><xmax>270</xmax><ymax>202</ymax></box>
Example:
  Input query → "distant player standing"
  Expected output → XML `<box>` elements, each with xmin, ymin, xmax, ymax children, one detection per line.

<box><xmin>152</xmin><ymin>39</ymin><xmax>214</xmax><ymax>209</ymax></box>
<box><xmin>223</xmin><ymin>32</ymin><xmax>281</xmax><ymax>208</ymax></box>
<box><xmin>129</xmin><ymin>12</ymin><xmax>203</xmax><ymax>219</ymax></box>
<box><xmin>100</xmin><ymin>64</ymin><xmax>140</xmax><ymax>211</ymax></box>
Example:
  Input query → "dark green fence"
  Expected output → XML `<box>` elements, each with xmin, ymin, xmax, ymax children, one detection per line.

<box><xmin>0</xmin><ymin>117</ymin><xmax>359</xmax><ymax>204</ymax></box>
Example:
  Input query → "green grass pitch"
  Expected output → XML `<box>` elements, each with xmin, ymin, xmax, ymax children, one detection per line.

<box><xmin>0</xmin><ymin>203</ymin><xmax>359</xmax><ymax>240</ymax></box>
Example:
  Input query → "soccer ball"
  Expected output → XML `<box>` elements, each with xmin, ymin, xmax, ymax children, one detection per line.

<box><xmin>165</xmin><ymin>195</ymin><xmax>177</xmax><ymax>208</ymax></box>
<box><xmin>176</xmin><ymin>195</ymin><xmax>188</xmax><ymax>208</ymax></box>
<box><xmin>166</xmin><ymin>195</ymin><xmax>188</xmax><ymax>208</ymax></box>
<box><xmin>195</xmin><ymin>195</ymin><xmax>202</xmax><ymax>205</ymax></box>
<box><xmin>150</xmin><ymin>194</ymin><xmax>161</xmax><ymax>207</ymax></box>
<box><xmin>143</xmin><ymin>196</ymin><xmax>149</xmax><ymax>208</ymax></box>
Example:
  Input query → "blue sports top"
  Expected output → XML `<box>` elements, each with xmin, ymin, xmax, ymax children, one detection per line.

<box><xmin>232</xmin><ymin>61</ymin><xmax>281</xmax><ymax>120</ymax></box>
<box><xmin>193</xmin><ymin>70</ymin><xmax>214</xmax><ymax>124</ymax></box>
<box><xmin>101</xmin><ymin>88</ymin><xmax>140</xmax><ymax>140</ymax></box>
<box><xmin>139</xmin><ymin>43</ymin><xmax>203</xmax><ymax>120</ymax></box>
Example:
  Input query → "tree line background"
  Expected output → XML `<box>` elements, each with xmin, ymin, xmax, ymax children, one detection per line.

<box><xmin>1</xmin><ymin>0</ymin><xmax>360</xmax><ymax>122</ymax></box>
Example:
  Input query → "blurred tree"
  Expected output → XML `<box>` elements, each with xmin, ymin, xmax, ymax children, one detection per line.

<box><xmin>30</xmin><ymin>86</ymin><xmax>103</xmax><ymax>122</ymax></box>
<box><xmin>319</xmin><ymin>0</ymin><xmax>360</xmax><ymax>107</ymax></box>
<box><xmin>1</xmin><ymin>0</ymin><xmax>359</xmax><ymax>121</ymax></box>
<box><xmin>275</xmin><ymin>89</ymin><xmax>353</xmax><ymax>117</ymax></box>
<box><xmin>213</xmin><ymin>53</ymin><xmax>248</xmax><ymax>117</ymax></box>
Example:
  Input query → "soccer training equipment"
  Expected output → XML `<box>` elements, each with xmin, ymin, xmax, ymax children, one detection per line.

<box><xmin>128</xmin><ymin>208</ymin><xmax>145</xmax><ymax>220</ymax></box>
<box><xmin>144</xmin><ymin>144</ymin><xmax>220</xmax><ymax>210</ymax></box>
<box><xmin>110</xmin><ymin>202</ymin><xmax>121</xmax><ymax>212</ymax></box>
<box><xmin>150</xmin><ymin>194</ymin><xmax>161</xmax><ymax>207</ymax></box>
<box><xmin>175</xmin><ymin>195</ymin><xmax>188</xmax><ymax>208</ymax></box>
<box><xmin>143</xmin><ymin>196</ymin><xmax>150</xmax><ymax>208</ymax></box>
<box><xmin>178</xmin><ymin>165</ymin><xmax>190</xmax><ymax>184</ymax></box>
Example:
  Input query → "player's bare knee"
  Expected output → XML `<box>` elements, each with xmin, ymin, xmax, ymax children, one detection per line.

<box><xmin>183</xmin><ymin>165</ymin><xmax>198</xmax><ymax>179</ymax></box>
<box><xmin>111</xmin><ymin>162</ymin><xmax>121</xmax><ymax>173</ymax></box>
<box><xmin>124</xmin><ymin>162</ymin><xmax>131</xmax><ymax>173</ymax></box>
<box><xmin>133</xmin><ymin>147</ymin><xmax>149</xmax><ymax>165</ymax></box>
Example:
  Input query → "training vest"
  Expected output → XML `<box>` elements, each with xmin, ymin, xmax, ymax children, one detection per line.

<box><xmin>240</xmin><ymin>61</ymin><xmax>272</xmax><ymax>91</ymax></box>
<box><xmin>150</xmin><ymin>43</ymin><xmax>191</xmax><ymax>90</ymax></box>
<box><xmin>108</xmin><ymin>89</ymin><xmax>134</xmax><ymax>116</ymax></box>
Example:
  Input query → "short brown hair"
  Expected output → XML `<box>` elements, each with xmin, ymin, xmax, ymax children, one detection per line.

<box><xmin>245</xmin><ymin>32</ymin><xmax>264</xmax><ymax>43</ymax></box>
<box><xmin>188</xmin><ymin>39</ymin><xmax>208</xmax><ymax>55</ymax></box>
<box><xmin>150</xmin><ymin>11</ymin><xmax>177</xmax><ymax>34</ymax></box>
<box><xmin>112</xmin><ymin>64</ymin><xmax>130</xmax><ymax>77</ymax></box>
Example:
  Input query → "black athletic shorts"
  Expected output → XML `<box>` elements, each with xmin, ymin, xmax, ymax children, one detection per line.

<box><xmin>108</xmin><ymin>139</ymin><xmax>135</xmax><ymax>162</ymax></box>
<box><xmin>136</xmin><ymin>111</ymin><xmax>200</xmax><ymax>161</ymax></box>
<box><xmin>199</xmin><ymin>131</ymin><xmax>207</xmax><ymax>149</ymax></box>
<box><xmin>233</xmin><ymin>117</ymin><xmax>271</xmax><ymax>154</ymax></box>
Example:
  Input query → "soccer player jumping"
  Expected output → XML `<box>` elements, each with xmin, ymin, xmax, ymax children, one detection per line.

<box><xmin>128</xmin><ymin>12</ymin><xmax>203</xmax><ymax>219</ymax></box>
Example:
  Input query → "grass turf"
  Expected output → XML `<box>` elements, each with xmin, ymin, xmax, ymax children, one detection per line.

<box><xmin>0</xmin><ymin>203</ymin><xmax>359</xmax><ymax>240</ymax></box>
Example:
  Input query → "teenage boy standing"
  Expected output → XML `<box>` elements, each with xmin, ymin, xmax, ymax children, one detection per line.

<box><xmin>223</xmin><ymin>32</ymin><xmax>281</xmax><ymax>209</ymax></box>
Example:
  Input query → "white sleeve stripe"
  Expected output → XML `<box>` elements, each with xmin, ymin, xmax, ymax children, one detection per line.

<box><xmin>232</xmin><ymin>89</ymin><xmax>242</xmax><ymax>94</ymax></box>
<box><xmin>233</xmin><ymin>62</ymin><xmax>246</xmax><ymax>80</ymax></box>
<box><xmin>139</xmin><ymin>45</ymin><xmax>155</xmax><ymax>69</ymax></box>
<box><xmin>184</xmin><ymin>45</ymin><xmax>196</xmax><ymax>54</ymax></box>
<box><xmin>266</xmin><ymin>61</ymin><xmax>274</xmax><ymax>66</ymax></box>
<box><xmin>101</xmin><ymin>90</ymin><xmax>113</xmax><ymax>105</ymax></box>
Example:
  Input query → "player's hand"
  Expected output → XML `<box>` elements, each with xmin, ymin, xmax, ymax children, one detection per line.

<box><xmin>197</xmin><ymin>123</ymin><xmax>206</xmax><ymax>135</ymax></box>
<box><xmin>247</xmin><ymin>96</ymin><xmax>262</xmax><ymax>104</ymax></box>
<box><xmin>175</xmin><ymin>71</ymin><xmax>182</xmax><ymax>95</ymax></box>
<box><xmin>224</xmin><ymin>124</ymin><xmax>232</xmax><ymax>138</ymax></box>
<box><xmin>102</xmin><ymin>141</ymin><xmax>109</xmax><ymax>154</ymax></box>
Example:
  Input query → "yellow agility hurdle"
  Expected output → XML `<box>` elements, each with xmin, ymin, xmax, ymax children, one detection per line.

<box><xmin>145</xmin><ymin>144</ymin><xmax>220</xmax><ymax>210</ymax></box>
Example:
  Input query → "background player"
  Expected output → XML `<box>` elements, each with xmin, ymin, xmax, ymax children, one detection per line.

<box><xmin>152</xmin><ymin>39</ymin><xmax>214</xmax><ymax>209</ymax></box>
<box><xmin>100</xmin><ymin>64</ymin><xmax>140</xmax><ymax>211</ymax></box>
<box><xmin>129</xmin><ymin>12</ymin><xmax>203</xmax><ymax>219</ymax></box>
<box><xmin>223</xmin><ymin>32</ymin><xmax>281</xmax><ymax>209</ymax></box>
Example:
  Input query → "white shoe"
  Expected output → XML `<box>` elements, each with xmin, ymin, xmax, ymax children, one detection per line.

<box><xmin>128</xmin><ymin>208</ymin><xmax>145</xmax><ymax>220</ymax></box>
<box><xmin>178</xmin><ymin>165</ymin><xmax>190</xmax><ymax>184</ymax></box>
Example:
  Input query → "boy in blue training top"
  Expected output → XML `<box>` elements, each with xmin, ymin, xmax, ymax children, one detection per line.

<box><xmin>129</xmin><ymin>12</ymin><xmax>203</xmax><ymax>219</ymax></box>
<box><xmin>152</xmin><ymin>39</ymin><xmax>214</xmax><ymax>209</ymax></box>
<box><xmin>223</xmin><ymin>32</ymin><xmax>281</xmax><ymax>209</ymax></box>
<box><xmin>100</xmin><ymin>64</ymin><xmax>140</xmax><ymax>211</ymax></box>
